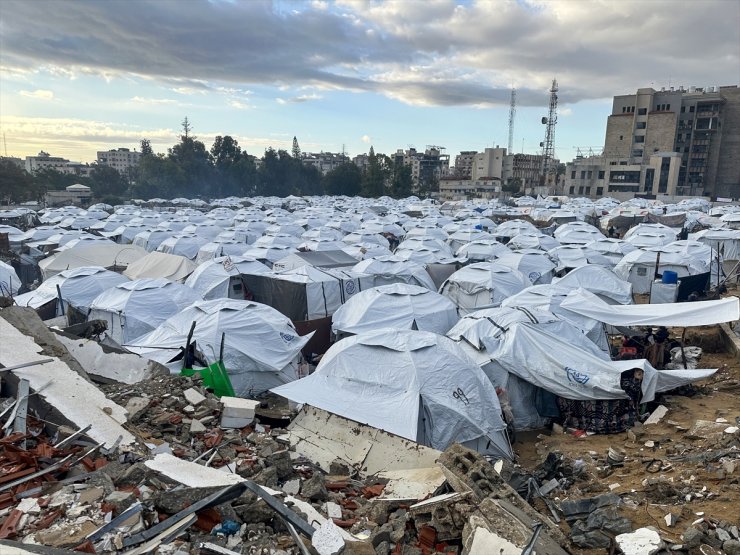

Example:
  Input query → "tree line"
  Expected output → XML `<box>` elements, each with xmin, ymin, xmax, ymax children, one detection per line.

<box><xmin>0</xmin><ymin>119</ymin><xmax>420</xmax><ymax>205</ymax></box>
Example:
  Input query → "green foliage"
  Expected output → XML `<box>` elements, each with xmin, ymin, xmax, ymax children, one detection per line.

<box><xmin>502</xmin><ymin>177</ymin><xmax>522</xmax><ymax>194</ymax></box>
<box><xmin>323</xmin><ymin>162</ymin><xmax>362</xmax><ymax>196</ymax></box>
<box><xmin>390</xmin><ymin>161</ymin><xmax>413</xmax><ymax>198</ymax></box>
<box><xmin>0</xmin><ymin>159</ymin><xmax>40</xmax><ymax>203</ymax></box>
<box><xmin>89</xmin><ymin>165</ymin><xmax>128</xmax><ymax>197</ymax></box>
<box><xmin>361</xmin><ymin>146</ymin><xmax>388</xmax><ymax>197</ymax></box>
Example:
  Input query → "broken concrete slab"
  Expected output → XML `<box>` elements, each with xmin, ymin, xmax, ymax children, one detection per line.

<box><xmin>466</xmin><ymin>527</ymin><xmax>520</xmax><ymax>555</ymax></box>
<box><xmin>615</xmin><ymin>527</ymin><xmax>664</xmax><ymax>555</ymax></box>
<box><xmin>375</xmin><ymin>466</ymin><xmax>446</xmax><ymax>502</ymax></box>
<box><xmin>0</xmin><ymin>317</ymin><xmax>135</xmax><ymax>448</ymax></box>
<box><xmin>644</xmin><ymin>405</ymin><xmax>668</xmax><ymax>425</ymax></box>
<box><xmin>220</xmin><ymin>396</ymin><xmax>259</xmax><ymax>428</ymax></box>
<box><xmin>312</xmin><ymin>520</ymin><xmax>346</xmax><ymax>555</ymax></box>
<box><xmin>183</xmin><ymin>387</ymin><xmax>206</xmax><ymax>406</ymax></box>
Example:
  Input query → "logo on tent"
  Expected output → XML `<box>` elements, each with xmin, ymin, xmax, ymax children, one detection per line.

<box><xmin>344</xmin><ymin>280</ymin><xmax>356</xmax><ymax>295</ymax></box>
<box><xmin>280</xmin><ymin>332</ymin><xmax>295</xmax><ymax>343</ymax></box>
<box><xmin>565</xmin><ymin>367</ymin><xmax>589</xmax><ymax>385</ymax></box>
<box><xmin>528</xmin><ymin>271</ymin><xmax>541</xmax><ymax>282</ymax></box>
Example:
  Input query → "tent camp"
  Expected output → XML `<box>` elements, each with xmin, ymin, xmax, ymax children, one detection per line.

<box><xmin>14</xmin><ymin>266</ymin><xmax>129</xmax><ymax>320</ymax></box>
<box><xmin>454</xmin><ymin>238</ymin><xmax>510</xmax><ymax>261</ymax></box>
<box><xmin>185</xmin><ymin>256</ymin><xmax>270</xmax><ymax>300</ymax></box>
<box><xmin>271</xmin><ymin>250</ymin><xmax>359</xmax><ymax>272</ymax></box>
<box><xmin>123</xmin><ymin>251</ymin><xmax>197</xmax><ymax>282</ymax></box>
<box><xmin>331</xmin><ymin>283</ymin><xmax>458</xmax><ymax>337</ymax></box>
<box><xmin>494</xmin><ymin>250</ymin><xmax>556</xmax><ymax>285</ymax></box>
<box><xmin>157</xmin><ymin>234</ymin><xmax>209</xmax><ymax>260</ymax></box>
<box><xmin>0</xmin><ymin>260</ymin><xmax>21</xmax><ymax>296</ymax></box>
<box><xmin>272</xmin><ymin>329</ymin><xmax>513</xmax><ymax>459</ymax></box>
<box><xmin>88</xmin><ymin>278</ymin><xmax>202</xmax><ymax>344</ymax></box>
<box><xmin>38</xmin><ymin>244</ymin><xmax>148</xmax><ymax>279</ymax></box>
<box><xmin>507</xmin><ymin>232</ymin><xmax>560</xmax><ymax>251</ymax></box>
<box><xmin>126</xmin><ymin>299</ymin><xmax>312</xmax><ymax>396</ymax></box>
<box><xmin>439</xmin><ymin>262</ymin><xmax>532</xmax><ymax>314</ymax></box>
<box><xmin>351</xmin><ymin>256</ymin><xmax>436</xmax><ymax>290</ymax></box>
<box><xmin>551</xmin><ymin>265</ymin><xmax>633</xmax><ymax>304</ymax></box>
<box><xmin>613</xmin><ymin>247</ymin><xmax>708</xmax><ymax>294</ymax></box>
<box><xmin>689</xmin><ymin>228</ymin><xmax>740</xmax><ymax>261</ymax></box>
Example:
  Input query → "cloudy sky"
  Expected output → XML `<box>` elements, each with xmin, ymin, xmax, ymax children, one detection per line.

<box><xmin>1</xmin><ymin>0</ymin><xmax>738</xmax><ymax>164</ymax></box>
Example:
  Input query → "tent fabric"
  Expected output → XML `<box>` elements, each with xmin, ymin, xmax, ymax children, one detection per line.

<box><xmin>271</xmin><ymin>329</ymin><xmax>513</xmax><ymax>459</ymax></box>
<box><xmin>494</xmin><ymin>250</ymin><xmax>556</xmax><ymax>285</ymax></box>
<box><xmin>351</xmin><ymin>256</ymin><xmax>436</xmax><ymax>290</ymax></box>
<box><xmin>689</xmin><ymin>228</ymin><xmax>740</xmax><ymax>260</ymax></box>
<box><xmin>272</xmin><ymin>250</ymin><xmax>359</xmax><ymax>272</ymax></box>
<box><xmin>0</xmin><ymin>260</ymin><xmax>21</xmax><ymax>296</ymax></box>
<box><xmin>551</xmin><ymin>265</ymin><xmax>633</xmax><ymax>304</ymax></box>
<box><xmin>185</xmin><ymin>256</ymin><xmax>270</xmax><ymax>300</ymax></box>
<box><xmin>126</xmin><ymin>298</ymin><xmax>312</xmax><ymax>396</ymax></box>
<box><xmin>613</xmin><ymin>247</ymin><xmax>707</xmax><ymax>294</ymax></box>
<box><xmin>15</xmin><ymin>266</ymin><xmax>129</xmax><ymax>314</ymax></box>
<box><xmin>123</xmin><ymin>251</ymin><xmax>197</xmax><ymax>282</ymax></box>
<box><xmin>331</xmin><ymin>283</ymin><xmax>459</xmax><ymax>336</ymax></box>
<box><xmin>38</xmin><ymin>244</ymin><xmax>148</xmax><ymax>279</ymax></box>
<box><xmin>439</xmin><ymin>262</ymin><xmax>531</xmax><ymax>314</ymax></box>
<box><xmin>561</xmin><ymin>288</ymin><xmax>740</xmax><ymax>327</ymax></box>
<box><xmin>89</xmin><ymin>278</ymin><xmax>203</xmax><ymax>343</ymax></box>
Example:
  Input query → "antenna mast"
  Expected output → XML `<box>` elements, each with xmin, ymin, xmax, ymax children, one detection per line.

<box><xmin>507</xmin><ymin>88</ymin><xmax>516</xmax><ymax>153</ymax></box>
<box><xmin>540</xmin><ymin>79</ymin><xmax>558</xmax><ymax>185</ymax></box>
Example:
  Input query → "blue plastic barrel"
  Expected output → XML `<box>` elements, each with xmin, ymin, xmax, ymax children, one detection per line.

<box><xmin>662</xmin><ymin>270</ymin><xmax>678</xmax><ymax>284</ymax></box>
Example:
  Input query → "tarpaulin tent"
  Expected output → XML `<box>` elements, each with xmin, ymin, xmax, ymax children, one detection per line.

<box><xmin>271</xmin><ymin>250</ymin><xmax>359</xmax><ymax>272</ymax></box>
<box><xmin>351</xmin><ymin>255</ymin><xmax>436</xmax><ymax>290</ymax></box>
<box><xmin>123</xmin><ymin>251</ymin><xmax>197</xmax><ymax>282</ymax></box>
<box><xmin>157</xmin><ymin>234</ymin><xmax>209</xmax><ymax>260</ymax></box>
<box><xmin>454</xmin><ymin>238</ymin><xmax>510</xmax><ymax>261</ymax></box>
<box><xmin>613</xmin><ymin>247</ymin><xmax>707</xmax><ymax>294</ymax></box>
<box><xmin>272</xmin><ymin>329</ymin><xmax>513</xmax><ymax>459</ymax></box>
<box><xmin>690</xmin><ymin>228</ymin><xmax>740</xmax><ymax>261</ymax></box>
<box><xmin>440</xmin><ymin>262</ymin><xmax>531</xmax><ymax>315</ymax></box>
<box><xmin>494</xmin><ymin>250</ymin><xmax>556</xmax><ymax>285</ymax></box>
<box><xmin>0</xmin><ymin>260</ymin><xmax>21</xmax><ymax>296</ymax></box>
<box><xmin>38</xmin><ymin>244</ymin><xmax>148</xmax><ymax>279</ymax></box>
<box><xmin>185</xmin><ymin>256</ymin><xmax>270</xmax><ymax>300</ymax></box>
<box><xmin>127</xmin><ymin>298</ymin><xmax>312</xmax><ymax>396</ymax></box>
<box><xmin>507</xmin><ymin>232</ymin><xmax>560</xmax><ymax>252</ymax></box>
<box><xmin>332</xmin><ymin>283</ymin><xmax>459</xmax><ymax>337</ymax></box>
<box><xmin>89</xmin><ymin>278</ymin><xmax>203</xmax><ymax>344</ymax></box>
<box><xmin>560</xmin><ymin>288</ymin><xmax>740</xmax><ymax>327</ymax></box>
<box><xmin>551</xmin><ymin>265</ymin><xmax>633</xmax><ymax>304</ymax></box>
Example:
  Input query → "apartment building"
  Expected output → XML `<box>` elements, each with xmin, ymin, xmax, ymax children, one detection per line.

<box><xmin>97</xmin><ymin>148</ymin><xmax>142</xmax><ymax>175</ymax></box>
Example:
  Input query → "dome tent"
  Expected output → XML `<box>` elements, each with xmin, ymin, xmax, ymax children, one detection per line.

<box><xmin>0</xmin><ymin>260</ymin><xmax>21</xmax><ymax>296</ymax></box>
<box><xmin>613</xmin><ymin>247</ymin><xmax>707</xmax><ymax>294</ymax></box>
<box><xmin>439</xmin><ymin>262</ymin><xmax>531</xmax><ymax>315</ymax></box>
<box><xmin>351</xmin><ymin>255</ymin><xmax>436</xmax><ymax>290</ymax></box>
<box><xmin>331</xmin><ymin>283</ymin><xmax>458</xmax><ymax>337</ymax></box>
<box><xmin>88</xmin><ymin>278</ymin><xmax>202</xmax><ymax>344</ymax></box>
<box><xmin>127</xmin><ymin>299</ymin><xmax>313</xmax><ymax>396</ymax></box>
<box><xmin>185</xmin><ymin>256</ymin><xmax>270</xmax><ymax>300</ymax></box>
<box><xmin>272</xmin><ymin>329</ymin><xmax>513</xmax><ymax>459</ymax></box>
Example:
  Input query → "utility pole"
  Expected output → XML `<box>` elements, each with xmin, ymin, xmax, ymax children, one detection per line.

<box><xmin>539</xmin><ymin>79</ymin><xmax>558</xmax><ymax>186</ymax></box>
<box><xmin>508</xmin><ymin>88</ymin><xmax>516</xmax><ymax>153</ymax></box>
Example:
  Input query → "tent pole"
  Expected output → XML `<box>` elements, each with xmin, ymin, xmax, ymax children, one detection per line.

<box><xmin>680</xmin><ymin>327</ymin><xmax>688</xmax><ymax>370</ymax></box>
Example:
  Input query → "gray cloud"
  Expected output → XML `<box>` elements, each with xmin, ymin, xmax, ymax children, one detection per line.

<box><xmin>1</xmin><ymin>0</ymin><xmax>737</xmax><ymax>108</ymax></box>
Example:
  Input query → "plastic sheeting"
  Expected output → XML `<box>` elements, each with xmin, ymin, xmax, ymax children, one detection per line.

<box><xmin>494</xmin><ymin>250</ymin><xmax>556</xmax><ymax>285</ymax></box>
<box><xmin>185</xmin><ymin>256</ymin><xmax>270</xmax><ymax>300</ymax></box>
<box><xmin>123</xmin><ymin>251</ymin><xmax>197</xmax><ymax>282</ymax></box>
<box><xmin>485</xmin><ymin>322</ymin><xmax>715</xmax><ymax>402</ymax></box>
<box><xmin>38</xmin><ymin>244</ymin><xmax>148</xmax><ymax>279</ymax></box>
<box><xmin>561</xmin><ymin>288</ymin><xmax>740</xmax><ymax>327</ymax></box>
<box><xmin>614</xmin><ymin>248</ymin><xmax>707</xmax><ymax>294</ymax></box>
<box><xmin>351</xmin><ymin>255</ymin><xmax>436</xmax><ymax>290</ymax></box>
<box><xmin>440</xmin><ymin>262</ymin><xmax>531</xmax><ymax>315</ymax></box>
<box><xmin>89</xmin><ymin>278</ymin><xmax>203</xmax><ymax>343</ymax></box>
<box><xmin>0</xmin><ymin>260</ymin><xmax>20</xmax><ymax>296</ymax></box>
<box><xmin>332</xmin><ymin>283</ymin><xmax>459</xmax><ymax>336</ymax></box>
<box><xmin>126</xmin><ymin>298</ymin><xmax>312</xmax><ymax>396</ymax></box>
<box><xmin>271</xmin><ymin>329</ymin><xmax>513</xmax><ymax>460</ymax></box>
<box><xmin>551</xmin><ymin>265</ymin><xmax>633</xmax><ymax>304</ymax></box>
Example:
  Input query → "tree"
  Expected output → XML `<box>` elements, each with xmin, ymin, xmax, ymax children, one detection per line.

<box><xmin>32</xmin><ymin>168</ymin><xmax>86</xmax><ymax>191</ymax></box>
<box><xmin>0</xmin><ymin>159</ymin><xmax>39</xmax><ymax>204</ymax></box>
<box><xmin>502</xmin><ymin>177</ymin><xmax>522</xmax><ymax>194</ymax></box>
<box><xmin>361</xmin><ymin>146</ymin><xmax>386</xmax><ymax>197</ymax></box>
<box><xmin>89</xmin><ymin>165</ymin><xmax>128</xmax><ymax>197</ymax></box>
<box><xmin>390</xmin><ymin>160</ymin><xmax>413</xmax><ymax>198</ymax></box>
<box><xmin>140</xmin><ymin>139</ymin><xmax>153</xmax><ymax>156</ymax></box>
<box><xmin>323</xmin><ymin>162</ymin><xmax>362</xmax><ymax>196</ymax></box>
<box><xmin>167</xmin><ymin>118</ymin><xmax>214</xmax><ymax>197</ymax></box>
<box><xmin>291</xmin><ymin>136</ymin><xmax>301</xmax><ymax>159</ymax></box>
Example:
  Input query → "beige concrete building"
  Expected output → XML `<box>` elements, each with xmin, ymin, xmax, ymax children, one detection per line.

<box><xmin>438</xmin><ymin>177</ymin><xmax>501</xmax><ymax>201</ymax></box>
<box><xmin>97</xmin><ymin>148</ymin><xmax>142</xmax><ymax>176</ymax></box>
<box><xmin>44</xmin><ymin>183</ymin><xmax>92</xmax><ymax>207</ymax></box>
<box><xmin>604</xmin><ymin>85</ymin><xmax>740</xmax><ymax>198</ymax></box>
<box><xmin>453</xmin><ymin>151</ymin><xmax>476</xmax><ymax>178</ymax></box>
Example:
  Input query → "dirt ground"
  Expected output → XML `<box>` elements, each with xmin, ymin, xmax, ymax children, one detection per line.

<box><xmin>512</xmin><ymin>319</ymin><xmax>740</xmax><ymax>554</ymax></box>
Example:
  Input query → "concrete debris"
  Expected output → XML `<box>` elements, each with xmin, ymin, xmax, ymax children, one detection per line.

<box><xmin>312</xmin><ymin>520</ymin><xmax>346</xmax><ymax>555</ymax></box>
<box><xmin>615</xmin><ymin>527</ymin><xmax>664</xmax><ymax>555</ymax></box>
<box><xmin>643</xmin><ymin>404</ymin><xmax>668</xmax><ymax>425</ymax></box>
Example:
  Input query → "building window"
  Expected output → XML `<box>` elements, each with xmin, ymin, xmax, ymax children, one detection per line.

<box><xmin>585</xmin><ymin>187</ymin><xmax>591</xmax><ymax>195</ymax></box>
<box><xmin>689</xmin><ymin>106</ymin><xmax>695</xmax><ymax>113</ymax></box>
<box><xmin>578</xmin><ymin>186</ymin><xmax>584</xmax><ymax>194</ymax></box>
<box><xmin>634</xmin><ymin>135</ymin><xmax>645</xmax><ymax>143</ymax></box>
<box><xmin>596</xmin><ymin>187</ymin><xmax>603</xmax><ymax>196</ymax></box>
<box><xmin>666</xmin><ymin>104</ymin><xmax>670</xmax><ymax>111</ymax></box>
<box><xmin>622</xmin><ymin>106</ymin><xmax>626</xmax><ymax>113</ymax></box>
<box><xmin>580</xmin><ymin>171</ymin><xmax>586</xmax><ymax>179</ymax></box>
<box><xmin>636</xmin><ymin>122</ymin><xmax>646</xmax><ymax>129</ymax></box>
<box><xmin>598</xmin><ymin>170</ymin><xmax>605</xmax><ymax>179</ymax></box>
<box><xmin>587</xmin><ymin>170</ymin><xmax>593</xmax><ymax>179</ymax></box>
<box><xmin>681</xmin><ymin>106</ymin><xmax>685</xmax><ymax>113</ymax></box>
<box><xmin>571</xmin><ymin>170</ymin><xmax>576</xmax><ymax>179</ymax></box>
<box><xmin>568</xmin><ymin>186</ymin><xmax>575</xmax><ymax>194</ymax></box>
<box><xmin>638</xmin><ymin>108</ymin><xmax>647</xmax><ymax>115</ymax></box>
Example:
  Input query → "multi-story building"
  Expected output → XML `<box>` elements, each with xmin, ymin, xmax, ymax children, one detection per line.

<box><xmin>472</xmin><ymin>147</ymin><xmax>506</xmax><ymax>181</ymax></box>
<box><xmin>604</xmin><ymin>85</ymin><xmax>739</xmax><ymax>198</ymax></box>
<box><xmin>502</xmin><ymin>153</ymin><xmax>551</xmax><ymax>193</ymax></box>
<box><xmin>1</xmin><ymin>157</ymin><xmax>24</xmax><ymax>170</ymax></box>
<box><xmin>392</xmin><ymin>147</ymin><xmax>450</xmax><ymax>192</ymax></box>
<box><xmin>352</xmin><ymin>153</ymin><xmax>370</xmax><ymax>171</ymax></box>
<box><xmin>438</xmin><ymin>177</ymin><xmax>501</xmax><ymax>201</ymax></box>
<box><xmin>97</xmin><ymin>148</ymin><xmax>142</xmax><ymax>176</ymax></box>
<box><xmin>302</xmin><ymin>152</ymin><xmax>349</xmax><ymax>175</ymax></box>
<box><xmin>25</xmin><ymin>151</ymin><xmax>70</xmax><ymax>174</ymax></box>
<box><xmin>453</xmin><ymin>151</ymin><xmax>476</xmax><ymax>178</ymax></box>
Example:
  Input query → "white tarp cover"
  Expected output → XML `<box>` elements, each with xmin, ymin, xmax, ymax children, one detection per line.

<box><xmin>551</xmin><ymin>265</ymin><xmax>633</xmax><ymax>304</ymax></box>
<box><xmin>272</xmin><ymin>329</ymin><xmax>513</xmax><ymax>459</ymax></box>
<box><xmin>0</xmin><ymin>260</ymin><xmax>20</xmax><ymax>296</ymax></box>
<box><xmin>15</xmin><ymin>266</ymin><xmax>129</xmax><ymax>313</ymax></box>
<box><xmin>185</xmin><ymin>256</ymin><xmax>270</xmax><ymax>300</ymax></box>
<box><xmin>485</xmin><ymin>322</ymin><xmax>715</xmax><ymax>402</ymax></box>
<box><xmin>440</xmin><ymin>262</ymin><xmax>532</xmax><ymax>314</ymax></box>
<box><xmin>123</xmin><ymin>251</ymin><xmax>197</xmax><ymax>282</ymax></box>
<box><xmin>494</xmin><ymin>250</ymin><xmax>555</xmax><ymax>285</ymax></box>
<box><xmin>689</xmin><ymin>228</ymin><xmax>740</xmax><ymax>260</ymax></box>
<box><xmin>331</xmin><ymin>283</ymin><xmax>458</xmax><ymax>336</ymax></box>
<box><xmin>351</xmin><ymin>255</ymin><xmax>436</xmax><ymax>290</ymax></box>
<box><xmin>561</xmin><ymin>288</ymin><xmax>740</xmax><ymax>327</ymax></box>
<box><xmin>38</xmin><ymin>244</ymin><xmax>148</xmax><ymax>279</ymax></box>
<box><xmin>88</xmin><ymin>278</ymin><xmax>203</xmax><ymax>343</ymax></box>
<box><xmin>613</xmin><ymin>248</ymin><xmax>707</xmax><ymax>294</ymax></box>
<box><xmin>127</xmin><ymin>299</ymin><xmax>312</xmax><ymax>396</ymax></box>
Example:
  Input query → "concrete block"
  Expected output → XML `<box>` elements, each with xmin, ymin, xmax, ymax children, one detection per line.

<box><xmin>183</xmin><ymin>387</ymin><xmax>206</xmax><ymax>406</ymax></box>
<box><xmin>221</xmin><ymin>397</ymin><xmax>259</xmax><ymax>419</ymax></box>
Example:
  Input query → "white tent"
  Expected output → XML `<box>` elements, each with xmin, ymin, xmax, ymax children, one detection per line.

<box><xmin>341</xmin><ymin>242</ymin><xmax>394</xmax><ymax>260</ymax></box>
<box><xmin>551</xmin><ymin>265</ymin><xmax>633</xmax><ymax>304</ymax></box>
<box><xmin>491</xmin><ymin>219</ymin><xmax>538</xmax><ymax>241</ymax></box>
<box><xmin>242</xmin><ymin>244</ymin><xmax>298</xmax><ymax>267</ymax></box>
<box><xmin>89</xmin><ymin>278</ymin><xmax>203</xmax><ymax>344</ymax></box>
<box><xmin>157</xmin><ymin>234</ymin><xmax>209</xmax><ymax>260</ymax></box>
<box><xmin>331</xmin><ymin>283</ymin><xmax>458</xmax><ymax>336</ymax></box>
<box><xmin>15</xmin><ymin>266</ymin><xmax>129</xmax><ymax>317</ymax></box>
<box><xmin>584</xmin><ymin>238</ymin><xmax>637</xmax><ymax>264</ymax></box>
<box><xmin>553</xmin><ymin>222</ymin><xmax>605</xmax><ymax>245</ymax></box>
<box><xmin>440</xmin><ymin>262</ymin><xmax>531</xmax><ymax>314</ymax></box>
<box><xmin>613</xmin><ymin>247</ymin><xmax>707</xmax><ymax>294</ymax></box>
<box><xmin>352</xmin><ymin>255</ymin><xmax>436</xmax><ymax>290</ymax></box>
<box><xmin>196</xmin><ymin>240</ymin><xmax>248</xmax><ymax>263</ymax></box>
<box><xmin>454</xmin><ymin>238</ymin><xmax>510</xmax><ymax>261</ymax></box>
<box><xmin>447</xmin><ymin>229</ymin><xmax>491</xmax><ymax>252</ymax></box>
<box><xmin>624</xmin><ymin>223</ymin><xmax>678</xmax><ymax>247</ymax></box>
<box><xmin>0</xmin><ymin>260</ymin><xmax>21</xmax><ymax>296</ymax></box>
<box><xmin>689</xmin><ymin>228</ymin><xmax>740</xmax><ymax>261</ymax></box>
<box><xmin>132</xmin><ymin>229</ymin><xmax>174</xmax><ymax>252</ymax></box>
<box><xmin>447</xmin><ymin>306</ymin><xmax>607</xmax><ymax>430</ymax></box>
<box><xmin>127</xmin><ymin>299</ymin><xmax>312</xmax><ymax>396</ymax></box>
<box><xmin>494</xmin><ymin>250</ymin><xmax>556</xmax><ymax>285</ymax></box>
<box><xmin>272</xmin><ymin>329</ymin><xmax>513</xmax><ymax>459</ymax></box>
<box><xmin>185</xmin><ymin>256</ymin><xmax>270</xmax><ymax>300</ymax></box>
<box><xmin>507</xmin><ymin>232</ymin><xmax>560</xmax><ymax>251</ymax></box>
<box><xmin>548</xmin><ymin>245</ymin><xmax>615</xmax><ymax>270</ymax></box>
<box><xmin>123</xmin><ymin>251</ymin><xmax>197</xmax><ymax>282</ymax></box>
<box><xmin>38</xmin><ymin>244</ymin><xmax>148</xmax><ymax>279</ymax></box>
<box><xmin>561</xmin><ymin>288</ymin><xmax>740</xmax><ymax>327</ymax></box>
